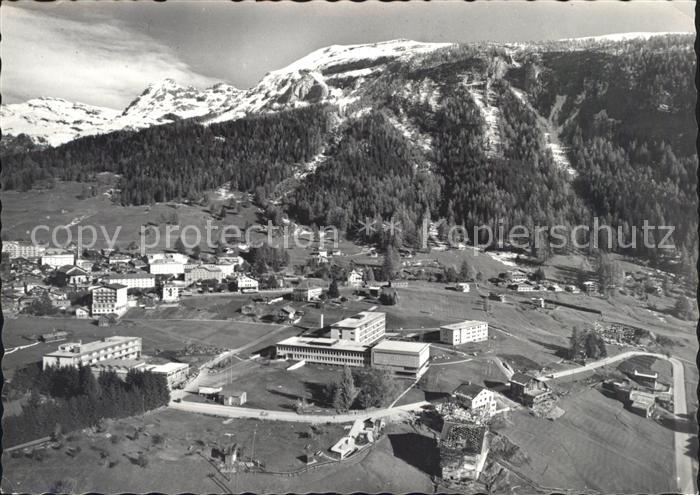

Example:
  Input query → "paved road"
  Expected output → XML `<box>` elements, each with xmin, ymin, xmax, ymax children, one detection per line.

<box><xmin>169</xmin><ymin>399</ymin><xmax>429</xmax><ymax>424</ymax></box>
<box><xmin>543</xmin><ymin>350</ymin><xmax>696</xmax><ymax>494</ymax></box>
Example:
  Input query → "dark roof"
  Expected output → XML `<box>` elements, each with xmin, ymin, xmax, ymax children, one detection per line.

<box><xmin>100</xmin><ymin>283</ymin><xmax>127</xmax><ymax>290</ymax></box>
<box><xmin>453</xmin><ymin>382</ymin><xmax>487</xmax><ymax>399</ymax></box>
<box><xmin>510</xmin><ymin>372</ymin><xmax>535</xmax><ymax>386</ymax></box>
<box><xmin>440</xmin><ymin>422</ymin><xmax>486</xmax><ymax>454</ymax></box>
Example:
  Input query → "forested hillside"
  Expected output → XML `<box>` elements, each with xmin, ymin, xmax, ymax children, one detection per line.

<box><xmin>1</xmin><ymin>35</ymin><xmax>695</xmax><ymax>263</ymax></box>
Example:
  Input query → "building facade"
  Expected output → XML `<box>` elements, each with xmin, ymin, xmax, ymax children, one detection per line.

<box><xmin>43</xmin><ymin>336</ymin><xmax>142</xmax><ymax>369</ymax></box>
<box><xmin>3</xmin><ymin>241</ymin><xmax>45</xmax><ymax>259</ymax></box>
<box><xmin>275</xmin><ymin>336</ymin><xmax>370</xmax><ymax>367</ymax></box>
<box><xmin>452</xmin><ymin>383</ymin><xmax>497</xmax><ymax>416</ymax></box>
<box><xmin>293</xmin><ymin>282</ymin><xmax>323</xmax><ymax>301</ymax></box>
<box><xmin>440</xmin><ymin>320</ymin><xmax>489</xmax><ymax>345</ymax></box>
<box><xmin>370</xmin><ymin>340</ymin><xmax>430</xmax><ymax>379</ymax></box>
<box><xmin>103</xmin><ymin>273</ymin><xmax>156</xmax><ymax>290</ymax></box>
<box><xmin>149</xmin><ymin>258</ymin><xmax>185</xmax><ymax>275</ymax></box>
<box><xmin>41</xmin><ymin>252</ymin><xmax>75</xmax><ymax>268</ymax></box>
<box><xmin>236</xmin><ymin>275</ymin><xmax>259</xmax><ymax>292</ymax></box>
<box><xmin>91</xmin><ymin>284</ymin><xmax>128</xmax><ymax>315</ymax></box>
<box><xmin>346</xmin><ymin>269</ymin><xmax>363</xmax><ymax>288</ymax></box>
<box><xmin>185</xmin><ymin>266</ymin><xmax>224</xmax><ymax>284</ymax></box>
<box><xmin>330</xmin><ymin>311</ymin><xmax>386</xmax><ymax>345</ymax></box>
<box><xmin>145</xmin><ymin>362</ymin><xmax>190</xmax><ymax>389</ymax></box>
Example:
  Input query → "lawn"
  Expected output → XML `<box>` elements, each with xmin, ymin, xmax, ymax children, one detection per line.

<box><xmin>494</xmin><ymin>388</ymin><xmax>675</xmax><ymax>493</ymax></box>
<box><xmin>2</xmin><ymin>316</ymin><xmax>294</xmax><ymax>378</ymax></box>
<box><xmin>1</xmin><ymin>406</ymin><xmax>436</xmax><ymax>494</ymax></box>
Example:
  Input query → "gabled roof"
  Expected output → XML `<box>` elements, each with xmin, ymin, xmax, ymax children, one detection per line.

<box><xmin>510</xmin><ymin>372</ymin><xmax>536</xmax><ymax>386</ymax></box>
<box><xmin>453</xmin><ymin>382</ymin><xmax>487</xmax><ymax>399</ymax></box>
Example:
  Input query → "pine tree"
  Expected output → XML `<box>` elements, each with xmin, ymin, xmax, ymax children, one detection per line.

<box><xmin>174</xmin><ymin>237</ymin><xmax>187</xmax><ymax>255</ymax></box>
<box><xmin>382</xmin><ymin>245</ymin><xmax>400</xmax><ymax>281</ymax></box>
<box><xmin>328</xmin><ymin>279</ymin><xmax>340</xmax><ymax>299</ymax></box>
<box><xmin>332</xmin><ymin>366</ymin><xmax>357</xmax><ymax>412</ymax></box>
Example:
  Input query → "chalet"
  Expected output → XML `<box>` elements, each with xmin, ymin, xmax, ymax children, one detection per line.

<box><xmin>55</xmin><ymin>265</ymin><xmax>90</xmax><ymax>286</ymax></box>
<box><xmin>278</xmin><ymin>305</ymin><xmax>298</xmax><ymax>323</ymax></box>
<box><xmin>509</xmin><ymin>372</ymin><xmax>552</xmax><ymax>406</ymax></box>
<box><xmin>293</xmin><ymin>281</ymin><xmax>323</xmax><ymax>302</ymax></box>
<box><xmin>629</xmin><ymin>390</ymin><xmax>656</xmax><ymax>418</ymax></box>
<box><xmin>75</xmin><ymin>306</ymin><xmax>90</xmax><ymax>319</ymax></box>
<box><xmin>488</xmin><ymin>292</ymin><xmax>506</xmax><ymax>302</ymax></box>
<box><xmin>452</xmin><ymin>383</ymin><xmax>496</xmax><ymax>416</ymax></box>
<box><xmin>346</xmin><ymin>269</ymin><xmax>363</xmax><ymax>288</ymax></box>
<box><xmin>235</xmin><ymin>275</ymin><xmax>259</xmax><ymax>293</ymax></box>
<box><xmin>581</xmin><ymin>280</ymin><xmax>599</xmax><ymax>293</ymax></box>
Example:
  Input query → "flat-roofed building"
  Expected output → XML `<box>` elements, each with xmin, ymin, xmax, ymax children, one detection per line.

<box><xmin>330</xmin><ymin>311</ymin><xmax>386</xmax><ymax>345</ymax></box>
<box><xmin>103</xmin><ymin>272</ymin><xmax>156</xmax><ymax>289</ymax></box>
<box><xmin>440</xmin><ymin>320</ymin><xmax>489</xmax><ymax>345</ymax></box>
<box><xmin>41</xmin><ymin>251</ymin><xmax>75</xmax><ymax>268</ymax></box>
<box><xmin>90</xmin><ymin>358</ymin><xmax>147</xmax><ymax>378</ymax></box>
<box><xmin>185</xmin><ymin>266</ymin><xmax>224</xmax><ymax>284</ymax></box>
<box><xmin>42</xmin><ymin>336</ymin><xmax>142</xmax><ymax>369</ymax></box>
<box><xmin>145</xmin><ymin>362</ymin><xmax>190</xmax><ymax>389</ymax></box>
<box><xmin>275</xmin><ymin>336</ymin><xmax>370</xmax><ymax>367</ymax></box>
<box><xmin>149</xmin><ymin>258</ymin><xmax>185</xmax><ymax>275</ymax></box>
<box><xmin>371</xmin><ymin>340</ymin><xmax>430</xmax><ymax>379</ymax></box>
<box><xmin>3</xmin><ymin>241</ymin><xmax>45</xmax><ymax>259</ymax></box>
<box><xmin>91</xmin><ymin>283</ymin><xmax>128</xmax><ymax>315</ymax></box>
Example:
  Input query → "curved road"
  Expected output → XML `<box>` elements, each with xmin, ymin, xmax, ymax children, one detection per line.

<box><xmin>542</xmin><ymin>350</ymin><xmax>695</xmax><ymax>495</ymax></box>
<box><xmin>171</xmin><ymin>349</ymin><xmax>695</xmax><ymax>494</ymax></box>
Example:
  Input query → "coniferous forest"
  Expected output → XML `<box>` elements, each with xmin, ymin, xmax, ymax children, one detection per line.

<box><xmin>1</xmin><ymin>36</ymin><xmax>695</xmax><ymax>263</ymax></box>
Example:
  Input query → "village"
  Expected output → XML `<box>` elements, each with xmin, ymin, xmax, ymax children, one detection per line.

<box><xmin>1</xmin><ymin>222</ymin><xmax>696</xmax><ymax>494</ymax></box>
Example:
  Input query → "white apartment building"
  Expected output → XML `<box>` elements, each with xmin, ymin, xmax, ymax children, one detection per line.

<box><xmin>371</xmin><ymin>340</ymin><xmax>430</xmax><ymax>379</ymax></box>
<box><xmin>185</xmin><ymin>266</ymin><xmax>224</xmax><ymax>284</ymax></box>
<box><xmin>147</xmin><ymin>252</ymin><xmax>189</xmax><ymax>265</ymax></box>
<box><xmin>2</xmin><ymin>241</ymin><xmax>45</xmax><ymax>259</ymax></box>
<box><xmin>330</xmin><ymin>311</ymin><xmax>386</xmax><ymax>345</ymax></box>
<box><xmin>41</xmin><ymin>252</ymin><xmax>75</xmax><ymax>268</ymax></box>
<box><xmin>440</xmin><ymin>320</ymin><xmax>489</xmax><ymax>345</ymax></box>
<box><xmin>43</xmin><ymin>336</ymin><xmax>142</xmax><ymax>369</ymax></box>
<box><xmin>276</xmin><ymin>336</ymin><xmax>370</xmax><ymax>367</ymax></box>
<box><xmin>144</xmin><ymin>362</ymin><xmax>190</xmax><ymax>389</ymax></box>
<box><xmin>91</xmin><ymin>284</ymin><xmax>128</xmax><ymax>315</ymax></box>
<box><xmin>149</xmin><ymin>258</ymin><xmax>185</xmax><ymax>275</ymax></box>
<box><xmin>103</xmin><ymin>273</ymin><xmax>156</xmax><ymax>290</ymax></box>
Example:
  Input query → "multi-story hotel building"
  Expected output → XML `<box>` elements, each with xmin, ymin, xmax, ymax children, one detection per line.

<box><xmin>103</xmin><ymin>273</ymin><xmax>156</xmax><ymax>290</ymax></box>
<box><xmin>41</xmin><ymin>251</ymin><xmax>76</xmax><ymax>268</ymax></box>
<box><xmin>145</xmin><ymin>362</ymin><xmax>190</xmax><ymax>389</ymax></box>
<box><xmin>330</xmin><ymin>311</ymin><xmax>386</xmax><ymax>345</ymax></box>
<box><xmin>2</xmin><ymin>241</ymin><xmax>46</xmax><ymax>260</ymax></box>
<box><xmin>371</xmin><ymin>340</ymin><xmax>430</xmax><ymax>379</ymax></box>
<box><xmin>149</xmin><ymin>258</ymin><xmax>185</xmax><ymax>275</ymax></box>
<box><xmin>440</xmin><ymin>320</ymin><xmax>489</xmax><ymax>345</ymax></box>
<box><xmin>43</xmin><ymin>336</ymin><xmax>142</xmax><ymax>369</ymax></box>
<box><xmin>91</xmin><ymin>283</ymin><xmax>128</xmax><ymax>315</ymax></box>
<box><xmin>275</xmin><ymin>336</ymin><xmax>371</xmax><ymax>367</ymax></box>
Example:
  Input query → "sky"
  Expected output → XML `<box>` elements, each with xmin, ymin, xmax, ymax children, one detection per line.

<box><xmin>1</xmin><ymin>1</ymin><xmax>695</xmax><ymax>109</ymax></box>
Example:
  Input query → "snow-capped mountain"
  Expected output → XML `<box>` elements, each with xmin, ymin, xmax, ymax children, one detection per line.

<box><xmin>0</xmin><ymin>98</ymin><xmax>121</xmax><ymax>147</ymax></box>
<box><xmin>1</xmin><ymin>79</ymin><xmax>244</xmax><ymax>147</ymax></box>
<box><xmin>120</xmin><ymin>79</ymin><xmax>243</xmax><ymax>122</ymax></box>
<box><xmin>1</xmin><ymin>39</ymin><xmax>452</xmax><ymax>146</ymax></box>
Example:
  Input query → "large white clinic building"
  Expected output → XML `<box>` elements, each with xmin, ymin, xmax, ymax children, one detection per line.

<box><xmin>330</xmin><ymin>311</ymin><xmax>386</xmax><ymax>345</ymax></box>
<box><xmin>43</xmin><ymin>336</ymin><xmax>142</xmax><ymax>369</ymax></box>
<box><xmin>371</xmin><ymin>340</ymin><xmax>431</xmax><ymax>379</ymax></box>
<box><xmin>275</xmin><ymin>311</ymin><xmax>429</xmax><ymax>379</ymax></box>
<box><xmin>275</xmin><ymin>336</ymin><xmax>371</xmax><ymax>367</ymax></box>
<box><xmin>440</xmin><ymin>320</ymin><xmax>489</xmax><ymax>345</ymax></box>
